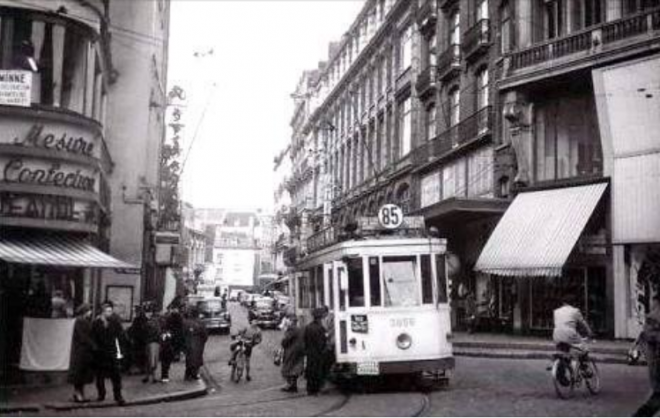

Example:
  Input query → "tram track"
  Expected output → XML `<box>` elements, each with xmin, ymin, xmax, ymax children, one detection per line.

<box><xmin>313</xmin><ymin>389</ymin><xmax>431</xmax><ymax>417</ymax></box>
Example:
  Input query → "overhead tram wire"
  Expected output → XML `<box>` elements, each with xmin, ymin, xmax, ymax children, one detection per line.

<box><xmin>179</xmin><ymin>82</ymin><xmax>217</xmax><ymax>178</ymax></box>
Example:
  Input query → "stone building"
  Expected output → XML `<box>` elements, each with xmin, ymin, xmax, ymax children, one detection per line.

<box><xmin>0</xmin><ymin>0</ymin><xmax>171</xmax><ymax>381</ymax></box>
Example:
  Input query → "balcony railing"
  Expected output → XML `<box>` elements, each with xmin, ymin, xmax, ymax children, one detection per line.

<box><xmin>416</xmin><ymin>0</ymin><xmax>438</xmax><ymax>33</ymax></box>
<box><xmin>306</xmin><ymin>226</ymin><xmax>337</xmax><ymax>253</ymax></box>
<box><xmin>416</xmin><ymin>65</ymin><xmax>437</xmax><ymax>99</ymax></box>
<box><xmin>508</xmin><ymin>8</ymin><xmax>660</xmax><ymax>72</ymax></box>
<box><xmin>462</xmin><ymin>19</ymin><xmax>491</xmax><ymax>61</ymax></box>
<box><xmin>413</xmin><ymin>106</ymin><xmax>493</xmax><ymax>165</ymax></box>
<box><xmin>437</xmin><ymin>44</ymin><xmax>461</xmax><ymax>81</ymax></box>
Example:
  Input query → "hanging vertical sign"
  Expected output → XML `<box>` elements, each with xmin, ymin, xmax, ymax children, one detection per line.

<box><xmin>0</xmin><ymin>71</ymin><xmax>32</xmax><ymax>107</ymax></box>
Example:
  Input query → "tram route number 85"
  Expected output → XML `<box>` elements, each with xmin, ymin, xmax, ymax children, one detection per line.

<box><xmin>378</xmin><ymin>204</ymin><xmax>404</xmax><ymax>229</ymax></box>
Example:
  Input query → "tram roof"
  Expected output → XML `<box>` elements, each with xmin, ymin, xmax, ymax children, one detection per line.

<box><xmin>296</xmin><ymin>236</ymin><xmax>447</xmax><ymax>270</ymax></box>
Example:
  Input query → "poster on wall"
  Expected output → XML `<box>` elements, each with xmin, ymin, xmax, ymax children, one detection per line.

<box><xmin>106</xmin><ymin>285</ymin><xmax>134</xmax><ymax>322</ymax></box>
<box><xmin>0</xmin><ymin>70</ymin><xmax>32</xmax><ymax>107</ymax></box>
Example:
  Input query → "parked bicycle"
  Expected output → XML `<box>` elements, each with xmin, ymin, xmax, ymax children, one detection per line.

<box><xmin>550</xmin><ymin>340</ymin><xmax>600</xmax><ymax>399</ymax></box>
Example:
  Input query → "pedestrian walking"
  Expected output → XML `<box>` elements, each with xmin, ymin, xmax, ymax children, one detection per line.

<box><xmin>160</xmin><ymin>310</ymin><xmax>176</xmax><ymax>383</ymax></box>
<box><xmin>142</xmin><ymin>308</ymin><xmax>161</xmax><ymax>384</ymax></box>
<box><xmin>633</xmin><ymin>294</ymin><xmax>660</xmax><ymax>417</ymax></box>
<box><xmin>127</xmin><ymin>305</ymin><xmax>148</xmax><ymax>374</ymax></box>
<box><xmin>165</xmin><ymin>304</ymin><xmax>185</xmax><ymax>361</ymax></box>
<box><xmin>92</xmin><ymin>302</ymin><xmax>126</xmax><ymax>405</ymax></box>
<box><xmin>68</xmin><ymin>303</ymin><xmax>95</xmax><ymax>403</ymax></box>
<box><xmin>183</xmin><ymin>307</ymin><xmax>208</xmax><ymax>380</ymax></box>
<box><xmin>280</xmin><ymin>315</ymin><xmax>305</xmax><ymax>393</ymax></box>
<box><xmin>304</xmin><ymin>308</ymin><xmax>327</xmax><ymax>396</ymax></box>
<box><xmin>322</xmin><ymin>306</ymin><xmax>335</xmax><ymax>381</ymax></box>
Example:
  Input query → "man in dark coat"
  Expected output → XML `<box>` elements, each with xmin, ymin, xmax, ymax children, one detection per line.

<box><xmin>92</xmin><ymin>302</ymin><xmax>126</xmax><ymax>405</ymax></box>
<box><xmin>68</xmin><ymin>304</ymin><xmax>95</xmax><ymax>402</ymax></box>
<box><xmin>165</xmin><ymin>305</ymin><xmax>185</xmax><ymax>361</ymax></box>
<box><xmin>160</xmin><ymin>308</ymin><xmax>178</xmax><ymax>382</ymax></box>
<box><xmin>280</xmin><ymin>315</ymin><xmax>305</xmax><ymax>392</ymax></box>
<box><xmin>304</xmin><ymin>308</ymin><xmax>327</xmax><ymax>396</ymax></box>
<box><xmin>184</xmin><ymin>307</ymin><xmax>208</xmax><ymax>380</ymax></box>
<box><xmin>634</xmin><ymin>294</ymin><xmax>660</xmax><ymax>416</ymax></box>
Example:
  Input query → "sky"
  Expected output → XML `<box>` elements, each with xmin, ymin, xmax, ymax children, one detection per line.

<box><xmin>168</xmin><ymin>0</ymin><xmax>365</xmax><ymax>212</ymax></box>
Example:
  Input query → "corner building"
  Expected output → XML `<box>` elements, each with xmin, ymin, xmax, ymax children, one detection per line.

<box><xmin>0</xmin><ymin>0</ymin><xmax>170</xmax><ymax>382</ymax></box>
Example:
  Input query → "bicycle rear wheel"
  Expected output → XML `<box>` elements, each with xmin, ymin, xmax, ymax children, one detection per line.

<box><xmin>582</xmin><ymin>359</ymin><xmax>600</xmax><ymax>395</ymax></box>
<box><xmin>552</xmin><ymin>358</ymin><xmax>574</xmax><ymax>399</ymax></box>
<box><xmin>234</xmin><ymin>353</ymin><xmax>245</xmax><ymax>382</ymax></box>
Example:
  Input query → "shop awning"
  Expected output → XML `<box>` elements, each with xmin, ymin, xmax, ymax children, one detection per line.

<box><xmin>0</xmin><ymin>235</ymin><xmax>134</xmax><ymax>269</ymax></box>
<box><xmin>474</xmin><ymin>182</ymin><xmax>608</xmax><ymax>277</ymax></box>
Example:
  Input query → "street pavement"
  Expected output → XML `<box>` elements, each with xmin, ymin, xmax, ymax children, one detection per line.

<box><xmin>50</xmin><ymin>302</ymin><xmax>652</xmax><ymax>416</ymax></box>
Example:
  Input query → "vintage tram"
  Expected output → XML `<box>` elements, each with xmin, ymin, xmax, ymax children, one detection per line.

<box><xmin>290</xmin><ymin>211</ymin><xmax>454</xmax><ymax>382</ymax></box>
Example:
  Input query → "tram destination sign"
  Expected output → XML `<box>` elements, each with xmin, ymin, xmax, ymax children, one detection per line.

<box><xmin>358</xmin><ymin>215</ymin><xmax>425</xmax><ymax>233</ymax></box>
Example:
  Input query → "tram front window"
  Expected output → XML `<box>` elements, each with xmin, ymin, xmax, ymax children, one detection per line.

<box><xmin>383</xmin><ymin>256</ymin><xmax>421</xmax><ymax>307</ymax></box>
<box><xmin>347</xmin><ymin>258</ymin><xmax>365</xmax><ymax>307</ymax></box>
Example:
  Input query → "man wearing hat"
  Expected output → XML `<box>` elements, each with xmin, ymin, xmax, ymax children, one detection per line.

<box><xmin>304</xmin><ymin>308</ymin><xmax>327</xmax><ymax>396</ymax></box>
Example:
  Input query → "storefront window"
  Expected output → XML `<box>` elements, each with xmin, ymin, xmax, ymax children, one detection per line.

<box><xmin>0</xmin><ymin>10</ymin><xmax>105</xmax><ymax>122</ymax></box>
<box><xmin>316</xmin><ymin>265</ymin><xmax>325</xmax><ymax>308</ymax></box>
<box><xmin>383</xmin><ymin>256</ymin><xmax>420</xmax><ymax>307</ymax></box>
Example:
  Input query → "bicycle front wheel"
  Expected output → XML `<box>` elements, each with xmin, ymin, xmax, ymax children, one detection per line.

<box><xmin>583</xmin><ymin>359</ymin><xmax>600</xmax><ymax>395</ymax></box>
<box><xmin>552</xmin><ymin>358</ymin><xmax>574</xmax><ymax>399</ymax></box>
<box><xmin>234</xmin><ymin>353</ymin><xmax>245</xmax><ymax>382</ymax></box>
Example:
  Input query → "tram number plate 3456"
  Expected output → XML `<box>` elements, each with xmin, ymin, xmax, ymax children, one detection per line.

<box><xmin>357</xmin><ymin>361</ymin><xmax>379</xmax><ymax>375</ymax></box>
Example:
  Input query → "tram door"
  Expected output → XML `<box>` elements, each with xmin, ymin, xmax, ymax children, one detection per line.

<box><xmin>331</xmin><ymin>260</ymin><xmax>348</xmax><ymax>357</ymax></box>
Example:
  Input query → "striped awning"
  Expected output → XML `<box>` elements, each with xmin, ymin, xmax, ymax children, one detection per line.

<box><xmin>0</xmin><ymin>235</ymin><xmax>134</xmax><ymax>269</ymax></box>
<box><xmin>474</xmin><ymin>183</ymin><xmax>608</xmax><ymax>277</ymax></box>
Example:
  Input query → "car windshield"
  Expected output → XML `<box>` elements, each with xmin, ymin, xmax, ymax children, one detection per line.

<box><xmin>198</xmin><ymin>300</ymin><xmax>223</xmax><ymax>311</ymax></box>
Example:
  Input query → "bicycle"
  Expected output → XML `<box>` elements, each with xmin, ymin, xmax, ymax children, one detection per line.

<box><xmin>550</xmin><ymin>340</ymin><xmax>600</xmax><ymax>399</ymax></box>
<box><xmin>230</xmin><ymin>338</ymin><xmax>248</xmax><ymax>383</ymax></box>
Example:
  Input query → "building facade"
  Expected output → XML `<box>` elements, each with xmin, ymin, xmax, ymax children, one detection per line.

<box><xmin>286</xmin><ymin>0</ymin><xmax>660</xmax><ymax>338</ymax></box>
<box><xmin>474</xmin><ymin>0</ymin><xmax>660</xmax><ymax>338</ymax></box>
<box><xmin>0</xmin><ymin>0</ymin><xmax>171</xmax><ymax>381</ymax></box>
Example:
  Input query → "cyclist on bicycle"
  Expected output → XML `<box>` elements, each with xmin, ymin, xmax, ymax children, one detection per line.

<box><xmin>229</xmin><ymin>319</ymin><xmax>262</xmax><ymax>381</ymax></box>
<box><xmin>553</xmin><ymin>295</ymin><xmax>593</xmax><ymax>355</ymax></box>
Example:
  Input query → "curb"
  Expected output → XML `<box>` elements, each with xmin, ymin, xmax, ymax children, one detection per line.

<box><xmin>44</xmin><ymin>382</ymin><xmax>209</xmax><ymax>411</ymax></box>
<box><xmin>453</xmin><ymin>349</ymin><xmax>638</xmax><ymax>365</ymax></box>
<box><xmin>0</xmin><ymin>404</ymin><xmax>41</xmax><ymax>414</ymax></box>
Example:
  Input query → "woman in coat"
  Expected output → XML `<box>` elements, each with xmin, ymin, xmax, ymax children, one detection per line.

<box><xmin>280</xmin><ymin>315</ymin><xmax>305</xmax><ymax>392</ymax></box>
<box><xmin>68</xmin><ymin>304</ymin><xmax>95</xmax><ymax>402</ymax></box>
<box><xmin>184</xmin><ymin>307</ymin><xmax>208</xmax><ymax>380</ymax></box>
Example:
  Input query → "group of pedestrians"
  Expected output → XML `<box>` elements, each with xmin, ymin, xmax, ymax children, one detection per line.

<box><xmin>67</xmin><ymin>300</ymin><xmax>208</xmax><ymax>405</ymax></box>
<box><xmin>278</xmin><ymin>306</ymin><xmax>334</xmax><ymax>396</ymax></box>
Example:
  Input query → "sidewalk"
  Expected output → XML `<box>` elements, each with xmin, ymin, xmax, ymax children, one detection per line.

<box><xmin>452</xmin><ymin>332</ymin><xmax>635</xmax><ymax>364</ymax></box>
<box><xmin>1</xmin><ymin>361</ymin><xmax>208</xmax><ymax>414</ymax></box>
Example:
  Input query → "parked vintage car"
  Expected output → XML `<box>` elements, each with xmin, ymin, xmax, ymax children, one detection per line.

<box><xmin>196</xmin><ymin>297</ymin><xmax>231</xmax><ymax>334</ymax></box>
<box><xmin>247</xmin><ymin>297</ymin><xmax>280</xmax><ymax>329</ymax></box>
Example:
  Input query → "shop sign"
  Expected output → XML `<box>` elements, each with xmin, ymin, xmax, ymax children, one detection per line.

<box><xmin>577</xmin><ymin>233</ymin><xmax>607</xmax><ymax>255</ymax></box>
<box><xmin>0</xmin><ymin>156</ymin><xmax>98</xmax><ymax>193</ymax></box>
<box><xmin>0</xmin><ymin>70</ymin><xmax>31</xmax><ymax>107</ymax></box>
<box><xmin>0</xmin><ymin>116</ymin><xmax>101</xmax><ymax>160</ymax></box>
<box><xmin>0</xmin><ymin>192</ymin><xmax>98</xmax><ymax>224</ymax></box>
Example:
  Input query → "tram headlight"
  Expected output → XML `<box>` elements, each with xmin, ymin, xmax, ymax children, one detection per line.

<box><xmin>396</xmin><ymin>333</ymin><xmax>412</xmax><ymax>350</ymax></box>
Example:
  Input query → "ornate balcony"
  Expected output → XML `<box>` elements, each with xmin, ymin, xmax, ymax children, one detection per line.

<box><xmin>416</xmin><ymin>0</ymin><xmax>438</xmax><ymax>35</ymax></box>
<box><xmin>462</xmin><ymin>19</ymin><xmax>491</xmax><ymax>62</ymax></box>
<box><xmin>506</xmin><ymin>8</ymin><xmax>660</xmax><ymax>80</ymax></box>
<box><xmin>413</xmin><ymin>106</ymin><xmax>493</xmax><ymax>165</ymax></box>
<box><xmin>416</xmin><ymin>65</ymin><xmax>438</xmax><ymax>100</ymax></box>
<box><xmin>306</xmin><ymin>226</ymin><xmax>337</xmax><ymax>253</ymax></box>
<box><xmin>437</xmin><ymin>44</ymin><xmax>461</xmax><ymax>81</ymax></box>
